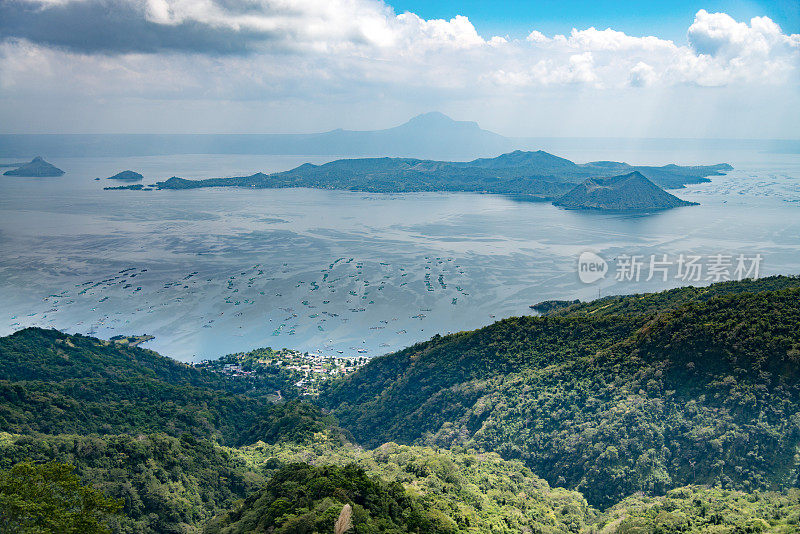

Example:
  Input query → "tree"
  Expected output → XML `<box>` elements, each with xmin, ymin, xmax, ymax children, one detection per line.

<box><xmin>0</xmin><ymin>460</ymin><xmax>122</xmax><ymax>534</ymax></box>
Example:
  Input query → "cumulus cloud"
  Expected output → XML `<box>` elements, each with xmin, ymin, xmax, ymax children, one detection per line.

<box><xmin>526</xmin><ymin>30</ymin><xmax>547</xmax><ymax>43</ymax></box>
<box><xmin>0</xmin><ymin>1</ymin><xmax>797</xmax><ymax>134</ymax></box>
<box><xmin>681</xmin><ymin>9</ymin><xmax>800</xmax><ymax>84</ymax></box>
<box><xmin>628</xmin><ymin>62</ymin><xmax>657</xmax><ymax>87</ymax></box>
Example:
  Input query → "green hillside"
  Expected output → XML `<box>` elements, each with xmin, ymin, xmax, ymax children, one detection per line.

<box><xmin>204</xmin><ymin>437</ymin><xmax>595</xmax><ymax>534</ymax></box>
<box><xmin>596</xmin><ymin>486</ymin><xmax>799</xmax><ymax>533</ymax></box>
<box><xmin>0</xmin><ymin>328</ymin><xmax>328</xmax><ymax>444</ymax></box>
<box><xmin>539</xmin><ymin>275</ymin><xmax>800</xmax><ymax>317</ymax></box>
<box><xmin>322</xmin><ymin>279</ymin><xmax>800</xmax><ymax>507</ymax></box>
<box><xmin>1</xmin><ymin>278</ymin><xmax>799</xmax><ymax>532</ymax></box>
<box><xmin>0</xmin><ymin>432</ymin><xmax>263</xmax><ymax>533</ymax></box>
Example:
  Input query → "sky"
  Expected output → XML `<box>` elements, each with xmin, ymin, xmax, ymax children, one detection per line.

<box><xmin>392</xmin><ymin>0</ymin><xmax>799</xmax><ymax>41</ymax></box>
<box><xmin>0</xmin><ymin>0</ymin><xmax>798</xmax><ymax>138</ymax></box>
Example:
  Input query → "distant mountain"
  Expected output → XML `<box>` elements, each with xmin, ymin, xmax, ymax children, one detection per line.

<box><xmin>2</xmin><ymin>156</ymin><xmax>64</xmax><ymax>177</ymax></box>
<box><xmin>154</xmin><ymin>151</ymin><xmax>730</xmax><ymax>204</ymax></box>
<box><xmin>0</xmin><ymin>113</ymin><xmax>513</xmax><ymax>159</ymax></box>
<box><xmin>107</xmin><ymin>170</ymin><xmax>143</xmax><ymax>181</ymax></box>
<box><xmin>553</xmin><ymin>171</ymin><xmax>697</xmax><ymax>211</ymax></box>
<box><xmin>306</xmin><ymin>111</ymin><xmax>514</xmax><ymax>158</ymax></box>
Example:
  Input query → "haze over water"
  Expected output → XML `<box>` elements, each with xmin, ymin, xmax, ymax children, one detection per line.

<box><xmin>1</xmin><ymin>140</ymin><xmax>798</xmax><ymax>361</ymax></box>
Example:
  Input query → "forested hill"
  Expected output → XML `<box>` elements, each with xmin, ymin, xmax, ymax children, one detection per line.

<box><xmin>0</xmin><ymin>328</ymin><xmax>333</xmax><ymax>445</ymax></box>
<box><xmin>2</xmin><ymin>280</ymin><xmax>800</xmax><ymax>532</ymax></box>
<box><xmin>321</xmin><ymin>277</ymin><xmax>800</xmax><ymax>507</ymax></box>
<box><xmin>536</xmin><ymin>275</ymin><xmax>800</xmax><ymax>317</ymax></box>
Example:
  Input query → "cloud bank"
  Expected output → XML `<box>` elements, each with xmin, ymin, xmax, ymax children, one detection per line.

<box><xmin>0</xmin><ymin>0</ymin><xmax>798</xmax><ymax>135</ymax></box>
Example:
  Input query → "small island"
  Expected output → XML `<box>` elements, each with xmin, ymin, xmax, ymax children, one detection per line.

<box><xmin>552</xmin><ymin>171</ymin><xmax>698</xmax><ymax>211</ymax></box>
<box><xmin>3</xmin><ymin>156</ymin><xmax>64</xmax><ymax>177</ymax></box>
<box><xmin>104</xmin><ymin>184</ymin><xmax>146</xmax><ymax>190</ymax></box>
<box><xmin>107</xmin><ymin>170</ymin><xmax>143</xmax><ymax>181</ymax></box>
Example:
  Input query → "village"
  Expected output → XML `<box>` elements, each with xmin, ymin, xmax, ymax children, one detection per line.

<box><xmin>194</xmin><ymin>346</ymin><xmax>368</xmax><ymax>396</ymax></box>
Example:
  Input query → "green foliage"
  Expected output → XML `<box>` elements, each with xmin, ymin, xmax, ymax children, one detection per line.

<box><xmin>0</xmin><ymin>460</ymin><xmax>122</xmax><ymax>533</ymax></box>
<box><xmin>208</xmin><ymin>437</ymin><xmax>798</xmax><ymax>534</ymax></box>
<box><xmin>203</xmin><ymin>454</ymin><xmax>593</xmax><ymax>534</ymax></box>
<box><xmin>204</xmin><ymin>463</ymin><xmax>428</xmax><ymax>533</ymax></box>
<box><xmin>0</xmin><ymin>431</ymin><xmax>593</xmax><ymax>534</ymax></box>
<box><xmin>0</xmin><ymin>432</ymin><xmax>266</xmax><ymax>533</ymax></box>
<box><xmin>0</xmin><ymin>328</ymin><xmax>335</xmax><ymax>445</ymax></box>
<box><xmin>322</xmin><ymin>281</ymin><xmax>800</xmax><ymax>508</ymax></box>
<box><xmin>540</xmin><ymin>275</ymin><xmax>800</xmax><ymax>318</ymax></box>
<box><xmin>240</xmin><ymin>401</ymin><xmax>348</xmax><ymax>446</ymax></box>
<box><xmin>598</xmin><ymin>486</ymin><xmax>800</xmax><ymax>533</ymax></box>
<box><xmin>233</xmin><ymin>437</ymin><xmax>594</xmax><ymax>533</ymax></box>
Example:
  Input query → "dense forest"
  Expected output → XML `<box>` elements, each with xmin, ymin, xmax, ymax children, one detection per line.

<box><xmin>0</xmin><ymin>328</ymin><xmax>322</xmax><ymax>444</ymax></box>
<box><xmin>322</xmin><ymin>277</ymin><xmax>800</xmax><ymax>507</ymax></box>
<box><xmin>1</xmin><ymin>277</ymin><xmax>799</xmax><ymax>532</ymax></box>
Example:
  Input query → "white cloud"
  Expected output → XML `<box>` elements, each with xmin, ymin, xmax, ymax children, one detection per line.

<box><xmin>1</xmin><ymin>2</ymin><xmax>797</xmax><ymax>95</ymax></box>
<box><xmin>567</xmin><ymin>27</ymin><xmax>676</xmax><ymax>52</ymax></box>
<box><xmin>568</xmin><ymin>52</ymin><xmax>598</xmax><ymax>84</ymax></box>
<box><xmin>628</xmin><ymin>62</ymin><xmax>657</xmax><ymax>87</ymax></box>
<box><xmin>526</xmin><ymin>30</ymin><xmax>547</xmax><ymax>43</ymax></box>
<box><xmin>0</xmin><ymin>2</ymin><xmax>798</xmax><ymax>135</ymax></box>
<box><xmin>678</xmin><ymin>9</ymin><xmax>800</xmax><ymax>86</ymax></box>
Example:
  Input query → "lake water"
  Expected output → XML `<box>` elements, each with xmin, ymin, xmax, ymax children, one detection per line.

<box><xmin>1</xmin><ymin>143</ymin><xmax>798</xmax><ymax>361</ymax></box>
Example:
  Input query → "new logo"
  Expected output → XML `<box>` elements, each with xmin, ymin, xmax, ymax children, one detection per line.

<box><xmin>578</xmin><ymin>251</ymin><xmax>608</xmax><ymax>284</ymax></box>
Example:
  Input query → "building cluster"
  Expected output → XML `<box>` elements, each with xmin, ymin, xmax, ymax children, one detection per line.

<box><xmin>195</xmin><ymin>347</ymin><xmax>368</xmax><ymax>395</ymax></box>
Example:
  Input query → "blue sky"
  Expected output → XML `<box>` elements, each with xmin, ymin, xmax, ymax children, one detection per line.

<box><xmin>389</xmin><ymin>0</ymin><xmax>799</xmax><ymax>41</ymax></box>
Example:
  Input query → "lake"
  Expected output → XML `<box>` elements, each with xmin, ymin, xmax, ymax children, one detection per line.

<box><xmin>1</xmin><ymin>142</ymin><xmax>798</xmax><ymax>361</ymax></box>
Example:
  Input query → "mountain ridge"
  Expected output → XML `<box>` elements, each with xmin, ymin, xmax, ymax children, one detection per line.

<box><xmin>0</xmin><ymin>327</ymin><xmax>330</xmax><ymax>445</ymax></box>
<box><xmin>0</xmin><ymin>113</ymin><xmax>512</xmax><ymax>159</ymax></box>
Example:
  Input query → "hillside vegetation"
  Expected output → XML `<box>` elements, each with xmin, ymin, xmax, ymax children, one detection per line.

<box><xmin>0</xmin><ymin>328</ymin><xmax>329</xmax><ymax>444</ymax></box>
<box><xmin>322</xmin><ymin>278</ymin><xmax>800</xmax><ymax>507</ymax></box>
<box><xmin>0</xmin><ymin>432</ymin><xmax>267</xmax><ymax>532</ymax></box>
<box><xmin>2</xmin><ymin>277</ymin><xmax>799</xmax><ymax>532</ymax></box>
<box><xmin>540</xmin><ymin>275</ymin><xmax>800</xmax><ymax>317</ymax></box>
